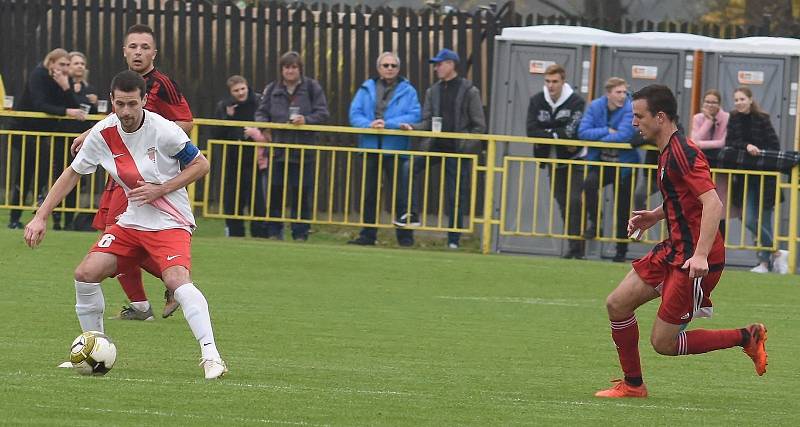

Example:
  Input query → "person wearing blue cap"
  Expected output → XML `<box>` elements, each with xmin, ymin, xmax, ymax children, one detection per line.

<box><xmin>401</xmin><ymin>48</ymin><xmax>486</xmax><ymax>249</ymax></box>
<box><xmin>348</xmin><ymin>52</ymin><xmax>421</xmax><ymax>247</ymax></box>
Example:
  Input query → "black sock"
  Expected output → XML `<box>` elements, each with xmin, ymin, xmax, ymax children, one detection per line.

<box><xmin>624</xmin><ymin>376</ymin><xmax>643</xmax><ymax>387</ymax></box>
<box><xmin>739</xmin><ymin>328</ymin><xmax>751</xmax><ymax>346</ymax></box>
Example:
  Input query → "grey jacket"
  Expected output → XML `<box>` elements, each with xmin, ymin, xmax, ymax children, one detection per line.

<box><xmin>254</xmin><ymin>77</ymin><xmax>329</xmax><ymax>163</ymax></box>
<box><xmin>413</xmin><ymin>77</ymin><xmax>486</xmax><ymax>154</ymax></box>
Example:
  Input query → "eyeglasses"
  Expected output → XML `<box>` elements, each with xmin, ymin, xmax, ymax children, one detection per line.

<box><xmin>380</xmin><ymin>63</ymin><xmax>399</xmax><ymax>69</ymax></box>
<box><xmin>703</xmin><ymin>100</ymin><xmax>720</xmax><ymax>105</ymax></box>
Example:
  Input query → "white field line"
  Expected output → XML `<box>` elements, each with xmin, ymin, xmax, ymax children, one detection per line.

<box><xmin>435</xmin><ymin>295</ymin><xmax>597</xmax><ymax>307</ymax></box>
<box><xmin>32</xmin><ymin>404</ymin><xmax>327</xmax><ymax>426</ymax></box>
<box><xmin>3</xmin><ymin>370</ymin><xmax>420</xmax><ymax>398</ymax></box>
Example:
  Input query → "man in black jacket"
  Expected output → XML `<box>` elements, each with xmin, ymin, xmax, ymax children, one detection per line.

<box><xmin>401</xmin><ymin>49</ymin><xmax>486</xmax><ymax>249</ymax></box>
<box><xmin>527</xmin><ymin>64</ymin><xmax>587</xmax><ymax>258</ymax></box>
<box><xmin>212</xmin><ymin>75</ymin><xmax>268</xmax><ymax>237</ymax></box>
<box><xmin>8</xmin><ymin>48</ymin><xmax>85</xmax><ymax>229</ymax></box>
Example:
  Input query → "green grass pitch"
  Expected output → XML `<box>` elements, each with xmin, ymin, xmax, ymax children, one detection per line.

<box><xmin>1</xmin><ymin>221</ymin><xmax>798</xmax><ymax>425</ymax></box>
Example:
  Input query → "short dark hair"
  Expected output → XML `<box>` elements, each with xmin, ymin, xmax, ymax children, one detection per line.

<box><xmin>125</xmin><ymin>24</ymin><xmax>156</xmax><ymax>44</ymax></box>
<box><xmin>110</xmin><ymin>70</ymin><xmax>146</xmax><ymax>98</ymax></box>
<box><xmin>279</xmin><ymin>51</ymin><xmax>303</xmax><ymax>73</ymax></box>
<box><xmin>632</xmin><ymin>84</ymin><xmax>678</xmax><ymax>122</ymax></box>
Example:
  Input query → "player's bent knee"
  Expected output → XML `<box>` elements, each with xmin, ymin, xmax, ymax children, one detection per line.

<box><xmin>74</xmin><ymin>264</ymin><xmax>107</xmax><ymax>283</ymax></box>
<box><xmin>650</xmin><ymin>335</ymin><xmax>677</xmax><ymax>356</ymax></box>
<box><xmin>161</xmin><ymin>266</ymin><xmax>191</xmax><ymax>290</ymax></box>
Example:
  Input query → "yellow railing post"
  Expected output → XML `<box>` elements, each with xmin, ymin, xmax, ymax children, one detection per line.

<box><xmin>481</xmin><ymin>138</ymin><xmax>496</xmax><ymax>254</ymax></box>
<box><xmin>189</xmin><ymin>125</ymin><xmax>200</xmax><ymax>211</ymax></box>
<box><xmin>788</xmin><ymin>166</ymin><xmax>799</xmax><ymax>273</ymax></box>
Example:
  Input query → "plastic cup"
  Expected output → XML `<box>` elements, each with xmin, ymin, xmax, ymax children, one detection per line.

<box><xmin>432</xmin><ymin>116</ymin><xmax>442</xmax><ymax>133</ymax></box>
<box><xmin>3</xmin><ymin>95</ymin><xmax>13</xmax><ymax>109</ymax></box>
<box><xmin>97</xmin><ymin>100</ymin><xmax>108</xmax><ymax>113</ymax></box>
<box><xmin>289</xmin><ymin>106</ymin><xmax>301</xmax><ymax>121</ymax></box>
<box><xmin>80</xmin><ymin>103</ymin><xmax>92</xmax><ymax>114</ymax></box>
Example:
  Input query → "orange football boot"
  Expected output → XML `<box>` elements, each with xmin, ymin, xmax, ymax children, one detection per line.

<box><xmin>742</xmin><ymin>323</ymin><xmax>768</xmax><ymax>376</ymax></box>
<box><xmin>594</xmin><ymin>380</ymin><xmax>647</xmax><ymax>398</ymax></box>
<box><xmin>594</xmin><ymin>379</ymin><xmax>648</xmax><ymax>398</ymax></box>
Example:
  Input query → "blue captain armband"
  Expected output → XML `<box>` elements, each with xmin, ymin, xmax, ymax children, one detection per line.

<box><xmin>173</xmin><ymin>142</ymin><xmax>200</xmax><ymax>167</ymax></box>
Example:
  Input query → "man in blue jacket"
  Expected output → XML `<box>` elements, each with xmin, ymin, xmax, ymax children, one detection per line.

<box><xmin>348</xmin><ymin>52</ymin><xmax>421</xmax><ymax>246</ymax></box>
<box><xmin>578</xmin><ymin>77</ymin><xmax>640</xmax><ymax>262</ymax></box>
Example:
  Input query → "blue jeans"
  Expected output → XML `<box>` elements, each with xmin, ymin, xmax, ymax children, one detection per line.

<box><xmin>443</xmin><ymin>157</ymin><xmax>472</xmax><ymax>245</ymax></box>
<box><xmin>359</xmin><ymin>152</ymin><xmax>413</xmax><ymax>244</ymax></box>
<box><xmin>744</xmin><ymin>184</ymin><xmax>774</xmax><ymax>264</ymax></box>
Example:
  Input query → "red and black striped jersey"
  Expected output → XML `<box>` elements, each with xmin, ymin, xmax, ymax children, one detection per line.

<box><xmin>656</xmin><ymin>131</ymin><xmax>725</xmax><ymax>267</ymax></box>
<box><xmin>142</xmin><ymin>68</ymin><xmax>193</xmax><ymax>122</ymax></box>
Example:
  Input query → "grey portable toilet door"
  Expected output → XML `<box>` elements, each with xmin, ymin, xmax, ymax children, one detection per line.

<box><xmin>715</xmin><ymin>55</ymin><xmax>786</xmax><ymax>147</ymax></box>
<box><xmin>607</xmin><ymin>49</ymin><xmax>682</xmax><ymax>99</ymax></box>
<box><xmin>495</xmin><ymin>43</ymin><xmax>585</xmax><ymax>255</ymax></box>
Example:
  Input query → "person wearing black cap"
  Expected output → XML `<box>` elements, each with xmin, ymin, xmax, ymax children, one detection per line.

<box><xmin>401</xmin><ymin>48</ymin><xmax>486</xmax><ymax>249</ymax></box>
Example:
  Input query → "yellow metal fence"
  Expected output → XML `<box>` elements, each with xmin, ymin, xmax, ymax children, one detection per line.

<box><xmin>1</xmin><ymin>110</ymin><xmax>797</xmax><ymax>272</ymax></box>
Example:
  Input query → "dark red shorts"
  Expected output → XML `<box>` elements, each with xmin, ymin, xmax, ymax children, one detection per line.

<box><xmin>632</xmin><ymin>244</ymin><xmax>724</xmax><ymax>325</ymax></box>
<box><xmin>89</xmin><ymin>224</ymin><xmax>192</xmax><ymax>276</ymax></box>
<box><xmin>92</xmin><ymin>180</ymin><xmax>128</xmax><ymax>231</ymax></box>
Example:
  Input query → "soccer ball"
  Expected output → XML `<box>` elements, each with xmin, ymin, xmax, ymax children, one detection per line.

<box><xmin>69</xmin><ymin>331</ymin><xmax>117</xmax><ymax>375</ymax></box>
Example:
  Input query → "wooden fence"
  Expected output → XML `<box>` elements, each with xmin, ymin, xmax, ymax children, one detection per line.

<box><xmin>0</xmin><ymin>0</ymin><xmax>774</xmax><ymax>130</ymax></box>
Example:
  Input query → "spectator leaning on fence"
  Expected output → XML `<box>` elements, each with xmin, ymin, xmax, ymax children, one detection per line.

<box><xmin>578</xmin><ymin>77</ymin><xmax>638</xmax><ymax>262</ymax></box>
<box><xmin>212</xmin><ymin>75</ymin><xmax>269</xmax><ymax>238</ymax></box>
<box><xmin>401</xmin><ymin>48</ymin><xmax>486</xmax><ymax>250</ymax></box>
<box><xmin>690</xmin><ymin>89</ymin><xmax>730</xmax><ymax>233</ymax></box>
<box><xmin>255</xmin><ymin>51</ymin><xmax>329</xmax><ymax>241</ymax></box>
<box><xmin>349</xmin><ymin>51</ymin><xmax>421</xmax><ymax>247</ymax></box>
<box><xmin>526</xmin><ymin>63</ymin><xmax>587</xmax><ymax>259</ymax></box>
<box><xmin>8</xmin><ymin>48</ymin><xmax>85</xmax><ymax>230</ymax></box>
<box><xmin>725</xmin><ymin>87</ymin><xmax>782</xmax><ymax>273</ymax></box>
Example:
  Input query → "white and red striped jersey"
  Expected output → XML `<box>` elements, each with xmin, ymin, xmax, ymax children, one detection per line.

<box><xmin>71</xmin><ymin>110</ymin><xmax>197</xmax><ymax>232</ymax></box>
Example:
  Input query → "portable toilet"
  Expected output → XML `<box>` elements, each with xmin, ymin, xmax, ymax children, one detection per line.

<box><xmin>703</xmin><ymin>37</ymin><xmax>800</xmax><ymax>151</ymax></box>
<box><xmin>594</xmin><ymin>32</ymin><xmax>717</xmax><ymax>129</ymax></box>
<box><xmin>488</xmin><ymin>25</ymin><xmax>622</xmax><ymax>256</ymax></box>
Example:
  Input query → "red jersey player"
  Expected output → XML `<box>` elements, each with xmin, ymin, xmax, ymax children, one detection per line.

<box><xmin>594</xmin><ymin>84</ymin><xmax>767</xmax><ymax>398</ymax></box>
<box><xmin>73</xmin><ymin>24</ymin><xmax>193</xmax><ymax>320</ymax></box>
<box><xmin>25</xmin><ymin>70</ymin><xmax>226</xmax><ymax>379</ymax></box>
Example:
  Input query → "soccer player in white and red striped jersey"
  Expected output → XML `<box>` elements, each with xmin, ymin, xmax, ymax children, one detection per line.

<box><xmin>594</xmin><ymin>85</ymin><xmax>767</xmax><ymax>398</ymax></box>
<box><xmin>25</xmin><ymin>70</ymin><xmax>227</xmax><ymax>379</ymax></box>
<box><xmin>73</xmin><ymin>24</ymin><xmax>193</xmax><ymax>320</ymax></box>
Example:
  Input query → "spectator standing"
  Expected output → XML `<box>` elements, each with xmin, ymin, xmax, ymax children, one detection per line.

<box><xmin>8</xmin><ymin>48</ymin><xmax>85</xmax><ymax>229</ymax></box>
<box><xmin>57</xmin><ymin>51</ymin><xmax>100</xmax><ymax>230</ymax></box>
<box><xmin>401</xmin><ymin>49</ymin><xmax>486</xmax><ymax>249</ymax></box>
<box><xmin>578</xmin><ymin>77</ymin><xmax>638</xmax><ymax>262</ymax></box>
<box><xmin>212</xmin><ymin>75</ymin><xmax>268</xmax><ymax>238</ymax></box>
<box><xmin>349</xmin><ymin>52</ymin><xmax>420</xmax><ymax>247</ymax></box>
<box><xmin>726</xmin><ymin>87</ymin><xmax>780</xmax><ymax>273</ymax></box>
<box><xmin>255</xmin><ymin>51</ymin><xmax>329</xmax><ymax>241</ymax></box>
<box><xmin>691</xmin><ymin>89</ymin><xmax>730</xmax><ymax>234</ymax></box>
<box><xmin>526</xmin><ymin>64</ymin><xmax>587</xmax><ymax>258</ymax></box>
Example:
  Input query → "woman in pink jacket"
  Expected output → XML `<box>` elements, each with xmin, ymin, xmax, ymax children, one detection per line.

<box><xmin>691</xmin><ymin>89</ymin><xmax>730</xmax><ymax>208</ymax></box>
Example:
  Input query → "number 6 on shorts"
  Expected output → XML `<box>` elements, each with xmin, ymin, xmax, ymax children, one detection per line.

<box><xmin>97</xmin><ymin>233</ymin><xmax>116</xmax><ymax>248</ymax></box>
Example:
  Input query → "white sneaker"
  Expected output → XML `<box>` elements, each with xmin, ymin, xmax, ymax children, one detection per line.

<box><xmin>750</xmin><ymin>264</ymin><xmax>769</xmax><ymax>273</ymax></box>
<box><xmin>773</xmin><ymin>250</ymin><xmax>790</xmax><ymax>275</ymax></box>
<box><xmin>199</xmin><ymin>358</ymin><xmax>228</xmax><ymax>379</ymax></box>
<box><xmin>447</xmin><ymin>242</ymin><xmax>459</xmax><ymax>250</ymax></box>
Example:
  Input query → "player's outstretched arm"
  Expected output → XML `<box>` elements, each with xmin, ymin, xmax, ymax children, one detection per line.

<box><xmin>681</xmin><ymin>189</ymin><xmax>723</xmax><ymax>277</ymax></box>
<box><xmin>627</xmin><ymin>205</ymin><xmax>665</xmax><ymax>239</ymax></box>
<box><xmin>128</xmin><ymin>153</ymin><xmax>210</xmax><ymax>205</ymax></box>
<box><xmin>24</xmin><ymin>168</ymin><xmax>82</xmax><ymax>248</ymax></box>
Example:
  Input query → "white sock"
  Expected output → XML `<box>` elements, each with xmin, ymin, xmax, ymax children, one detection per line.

<box><xmin>174</xmin><ymin>283</ymin><xmax>221</xmax><ymax>361</ymax></box>
<box><xmin>75</xmin><ymin>281</ymin><xmax>104</xmax><ymax>332</ymax></box>
<box><xmin>130</xmin><ymin>301</ymin><xmax>151</xmax><ymax>312</ymax></box>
